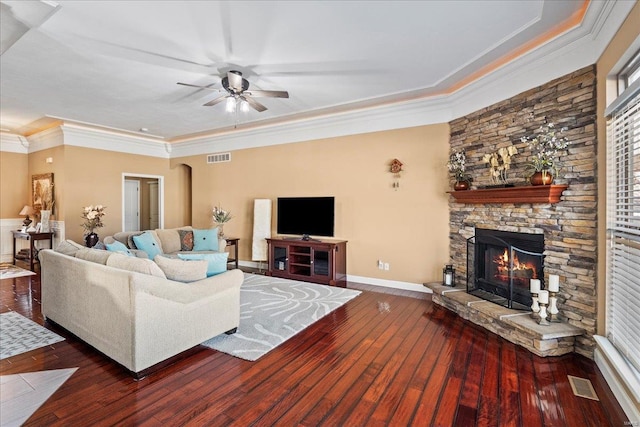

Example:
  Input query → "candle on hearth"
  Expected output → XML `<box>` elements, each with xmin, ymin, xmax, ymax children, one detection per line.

<box><xmin>548</xmin><ymin>274</ymin><xmax>560</xmax><ymax>292</ymax></box>
<box><xmin>538</xmin><ymin>290</ymin><xmax>549</xmax><ymax>304</ymax></box>
<box><xmin>530</xmin><ymin>279</ymin><xmax>541</xmax><ymax>293</ymax></box>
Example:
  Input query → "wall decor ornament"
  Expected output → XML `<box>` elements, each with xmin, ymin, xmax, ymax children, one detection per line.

<box><xmin>482</xmin><ymin>145</ymin><xmax>518</xmax><ymax>186</ymax></box>
<box><xmin>32</xmin><ymin>173</ymin><xmax>54</xmax><ymax>216</ymax></box>
<box><xmin>390</xmin><ymin>158</ymin><xmax>403</xmax><ymax>189</ymax></box>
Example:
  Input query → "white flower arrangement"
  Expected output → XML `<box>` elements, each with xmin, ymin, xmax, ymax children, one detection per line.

<box><xmin>520</xmin><ymin>122</ymin><xmax>570</xmax><ymax>178</ymax></box>
<box><xmin>213</xmin><ymin>205</ymin><xmax>232</xmax><ymax>224</ymax></box>
<box><xmin>447</xmin><ymin>150</ymin><xmax>471</xmax><ymax>182</ymax></box>
<box><xmin>81</xmin><ymin>205</ymin><xmax>106</xmax><ymax>234</ymax></box>
<box><xmin>482</xmin><ymin>145</ymin><xmax>518</xmax><ymax>185</ymax></box>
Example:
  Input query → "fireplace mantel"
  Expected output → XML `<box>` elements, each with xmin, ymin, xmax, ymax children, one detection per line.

<box><xmin>448</xmin><ymin>185</ymin><xmax>568</xmax><ymax>204</ymax></box>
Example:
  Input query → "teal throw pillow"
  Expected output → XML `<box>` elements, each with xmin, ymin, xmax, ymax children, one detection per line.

<box><xmin>105</xmin><ymin>240</ymin><xmax>134</xmax><ymax>257</ymax></box>
<box><xmin>178</xmin><ymin>252</ymin><xmax>228</xmax><ymax>276</ymax></box>
<box><xmin>132</xmin><ymin>232</ymin><xmax>163</xmax><ymax>260</ymax></box>
<box><xmin>193</xmin><ymin>228</ymin><xmax>219</xmax><ymax>251</ymax></box>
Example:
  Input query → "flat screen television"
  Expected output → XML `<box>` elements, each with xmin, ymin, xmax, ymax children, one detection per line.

<box><xmin>277</xmin><ymin>197</ymin><xmax>335</xmax><ymax>239</ymax></box>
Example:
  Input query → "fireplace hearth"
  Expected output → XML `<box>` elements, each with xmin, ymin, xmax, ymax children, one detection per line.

<box><xmin>467</xmin><ymin>229</ymin><xmax>544</xmax><ymax>310</ymax></box>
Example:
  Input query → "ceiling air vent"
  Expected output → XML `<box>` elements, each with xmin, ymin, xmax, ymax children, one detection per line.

<box><xmin>207</xmin><ymin>152</ymin><xmax>231</xmax><ymax>164</ymax></box>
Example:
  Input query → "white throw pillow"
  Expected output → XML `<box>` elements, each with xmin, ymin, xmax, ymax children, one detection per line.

<box><xmin>154</xmin><ymin>255</ymin><xmax>208</xmax><ymax>282</ymax></box>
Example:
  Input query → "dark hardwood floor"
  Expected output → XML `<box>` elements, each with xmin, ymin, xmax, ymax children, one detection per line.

<box><xmin>1</xmin><ymin>272</ymin><xmax>628</xmax><ymax>426</ymax></box>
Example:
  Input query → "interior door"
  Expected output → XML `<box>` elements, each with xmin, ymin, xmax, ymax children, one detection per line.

<box><xmin>124</xmin><ymin>179</ymin><xmax>140</xmax><ymax>231</ymax></box>
<box><xmin>148</xmin><ymin>181</ymin><xmax>159</xmax><ymax>229</ymax></box>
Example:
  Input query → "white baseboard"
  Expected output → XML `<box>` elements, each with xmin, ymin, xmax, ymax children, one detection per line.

<box><xmin>347</xmin><ymin>275</ymin><xmax>432</xmax><ymax>294</ymax></box>
<box><xmin>237</xmin><ymin>261</ymin><xmax>432</xmax><ymax>294</ymax></box>
<box><xmin>594</xmin><ymin>335</ymin><xmax>640</xmax><ymax>422</ymax></box>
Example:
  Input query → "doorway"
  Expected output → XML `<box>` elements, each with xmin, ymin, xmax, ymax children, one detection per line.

<box><xmin>122</xmin><ymin>174</ymin><xmax>164</xmax><ymax>231</ymax></box>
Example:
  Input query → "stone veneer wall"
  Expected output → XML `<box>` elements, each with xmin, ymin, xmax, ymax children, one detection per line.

<box><xmin>448</xmin><ymin>65</ymin><xmax>597</xmax><ymax>358</ymax></box>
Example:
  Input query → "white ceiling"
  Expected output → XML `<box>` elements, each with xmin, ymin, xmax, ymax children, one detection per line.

<box><xmin>0</xmin><ymin>1</ymin><xmax>633</xmax><ymax>142</ymax></box>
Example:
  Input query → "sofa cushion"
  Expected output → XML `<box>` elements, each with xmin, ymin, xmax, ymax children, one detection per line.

<box><xmin>106</xmin><ymin>253</ymin><xmax>166</xmax><ymax>278</ymax></box>
<box><xmin>105</xmin><ymin>240</ymin><xmax>134</xmax><ymax>257</ymax></box>
<box><xmin>178</xmin><ymin>230</ymin><xmax>194</xmax><ymax>251</ymax></box>
<box><xmin>154</xmin><ymin>255</ymin><xmax>208</xmax><ymax>282</ymax></box>
<box><xmin>155</xmin><ymin>228</ymin><xmax>181</xmax><ymax>254</ymax></box>
<box><xmin>133</xmin><ymin>231</ymin><xmax>163</xmax><ymax>259</ymax></box>
<box><xmin>193</xmin><ymin>228</ymin><xmax>219</xmax><ymax>252</ymax></box>
<box><xmin>75</xmin><ymin>248</ymin><xmax>113</xmax><ymax>265</ymax></box>
<box><xmin>178</xmin><ymin>252</ymin><xmax>228</xmax><ymax>276</ymax></box>
<box><xmin>55</xmin><ymin>239</ymin><xmax>85</xmax><ymax>257</ymax></box>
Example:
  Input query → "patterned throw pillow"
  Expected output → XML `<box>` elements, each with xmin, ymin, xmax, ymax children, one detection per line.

<box><xmin>178</xmin><ymin>230</ymin><xmax>194</xmax><ymax>251</ymax></box>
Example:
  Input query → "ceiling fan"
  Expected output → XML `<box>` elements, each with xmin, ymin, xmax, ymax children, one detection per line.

<box><xmin>177</xmin><ymin>70</ymin><xmax>289</xmax><ymax>112</ymax></box>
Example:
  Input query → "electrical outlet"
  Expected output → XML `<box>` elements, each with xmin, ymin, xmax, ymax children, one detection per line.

<box><xmin>384</xmin><ymin>263</ymin><xmax>390</xmax><ymax>271</ymax></box>
<box><xmin>378</xmin><ymin>260</ymin><xmax>384</xmax><ymax>270</ymax></box>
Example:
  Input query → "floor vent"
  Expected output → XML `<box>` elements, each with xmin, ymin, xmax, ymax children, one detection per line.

<box><xmin>207</xmin><ymin>152</ymin><xmax>231</xmax><ymax>164</ymax></box>
<box><xmin>567</xmin><ymin>375</ymin><xmax>599</xmax><ymax>400</ymax></box>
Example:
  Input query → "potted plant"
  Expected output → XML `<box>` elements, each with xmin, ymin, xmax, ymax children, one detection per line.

<box><xmin>213</xmin><ymin>205</ymin><xmax>232</xmax><ymax>238</ymax></box>
<box><xmin>521</xmin><ymin>122</ymin><xmax>570</xmax><ymax>185</ymax></box>
<box><xmin>81</xmin><ymin>205</ymin><xmax>106</xmax><ymax>247</ymax></box>
<box><xmin>447</xmin><ymin>150</ymin><xmax>472</xmax><ymax>190</ymax></box>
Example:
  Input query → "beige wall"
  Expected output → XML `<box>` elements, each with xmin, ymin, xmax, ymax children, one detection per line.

<box><xmin>595</xmin><ymin>2</ymin><xmax>640</xmax><ymax>336</ymax></box>
<box><xmin>175</xmin><ymin>124</ymin><xmax>451</xmax><ymax>285</ymax></box>
<box><xmin>60</xmin><ymin>146</ymin><xmax>190</xmax><ymax>242</ymax></box>
<box><xmin>0</xmin><ymin>151</ymin><xmax>29</xmax><ymax>218</ymax></box>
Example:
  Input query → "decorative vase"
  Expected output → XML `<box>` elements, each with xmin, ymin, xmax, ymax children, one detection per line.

<box><xmin>217</xmin><ymin>223</ymin><xmax>225</xmax><ymax>238</ymax></box>
<box><xmin>40</xmin><ymin>210</ymin><xmax>51</xmax><ymax>232</ymax></box>
<box><xmin>454</xmin><ymin>180</ymin><xmax>470</xmax><ymax>191</ymax></box>
<box><xmin>85</xmin><ymin>232</ymin><xmax>99</xmax><ymax>248</ymax></box>
<box><xmin>530</xmin><ymin>171</ymin><xmax>554</xmax><ymax>186</ymax></box>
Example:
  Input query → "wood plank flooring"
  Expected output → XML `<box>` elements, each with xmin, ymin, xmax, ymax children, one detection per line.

<box><xmin>0</xmin><ymin>273</ymin><xmax>628</xmax><ymax>426</ymax></box>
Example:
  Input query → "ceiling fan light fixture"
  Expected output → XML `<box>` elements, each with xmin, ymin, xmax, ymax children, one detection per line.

<box><xmin>225</xmin><ymin>96</ymin><xmax>236</xmax><ymax>113</ymax></box>
<box><xmin>240</xmin><ymin>99</ymin><xmax>250</xmax><ymax>113</ymax></box>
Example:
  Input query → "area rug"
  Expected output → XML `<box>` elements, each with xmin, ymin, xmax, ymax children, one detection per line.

<box><xmin>0</xmin><ymin>264</ymin><xmax>36</xmax><ymax>280</ymax></box>
<box><xmin>0</xmin><ymin>312</ymin><xmax>64</xmax><ymax>360</ymax></box>
<box><xmin>202</xmin><ymin>273</ymin><xmax>361</xmax><ymax>361</ymax></box>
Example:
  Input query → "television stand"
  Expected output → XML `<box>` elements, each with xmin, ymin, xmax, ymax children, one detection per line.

<box><xmin>283</xmin><ymin>234</ymin><xmax>321</xmax><ymax>242</ymax></box>
<box><xmin>266</xmin><ymin>237</ymin><xmax>347</xmax><ymax>287</ymax></box>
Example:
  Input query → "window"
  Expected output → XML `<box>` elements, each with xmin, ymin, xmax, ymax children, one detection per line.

<box><xmin>606</xmin><ymin>86</ymin><xmax>640</xmax><ymax>373</ymax></box>
<box><xmin>618</xmin><ymin>51</ymin><xmax>640</xmax><ymax>95</ymax></box>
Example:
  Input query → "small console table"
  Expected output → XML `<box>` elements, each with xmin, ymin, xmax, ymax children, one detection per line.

<box><xmin>12</xmin><ymin>230</ymin><xmax>54</xmax><ymax>271</ymax></box>
<box><xmin>225</xmin><ymin>237</ymin><xmax>239</xmax><ymax>269</ymax></box>
<box><xmin>266</xmin><ymin>237</ymin><xmax>347</xmax><ymax>287</ymax></box>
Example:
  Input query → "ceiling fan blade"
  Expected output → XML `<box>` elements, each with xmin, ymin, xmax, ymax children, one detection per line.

<box><xmin>177</xmin><ymin>82</ymin><xmax>221</xmax><ymax>91</ymax></box>
<box><xmin>227</xmin><ymin>71</ymin><xmax>244</xmax><ymax>91</ymax></box>
<box><xmin>245</xmin><ymin>89</ymin><xmax>289</xmax><ymax>99</ymax></box>
<box><xmin>203</xmin><ymin>95</ymin><xmax>227</xmax><ymax>107</ymax></box>
<box><xmin>242</xmin><ymin>96</ymin><xmax>267</xmax><ymax>113</ymax></box>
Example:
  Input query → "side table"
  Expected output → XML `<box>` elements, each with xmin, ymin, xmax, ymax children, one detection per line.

<box><xmin>225</xmin><ymin>237</ymin><xmax>239</xmax><ymax>269</ymax></box>
<box><xmin>12</xmin><ymin>230</ymin><xmax>54</xmax><ymax>271</ymax></box>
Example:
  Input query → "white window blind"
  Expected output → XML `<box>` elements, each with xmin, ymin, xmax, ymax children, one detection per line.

<box><xmin>606</xmin><ymin>91</ymin><xmax>640</xmax><ymax>372</ymax></box>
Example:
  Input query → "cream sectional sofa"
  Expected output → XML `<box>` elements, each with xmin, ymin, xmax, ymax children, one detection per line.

<box><xmin>39</xmin><ymin>241</ymin><xmax>243</xmax><ymax>378</ymax></box>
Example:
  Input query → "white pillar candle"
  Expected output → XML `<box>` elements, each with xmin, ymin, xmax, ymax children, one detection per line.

<box><xmin>530</xmin><ymin>279</ymin><xmax>541</xmax><ymax>293</ymax></box>
<box><xmin>538</xmin><ymin>290</ymin><xmax>549</xmax><ymax>304</ymax></box>
<box><xmin>548</xmin><ymin>274</ymin><xmax>560</xmax><ymax>292</ymax></box>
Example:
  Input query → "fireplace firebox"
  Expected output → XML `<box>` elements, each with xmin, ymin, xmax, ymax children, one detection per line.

<box><xmin>467</xmin><ymin>229</ymin><xmax>544</xmax><ymax>310</ymax></box>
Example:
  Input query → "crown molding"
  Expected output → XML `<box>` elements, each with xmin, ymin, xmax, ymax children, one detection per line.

<box><xmin>60</xmin><ymin>124</ymin><xmax>169</xmax><ymax>158</ymax></box>
<box><xmin>0</xmin><ymin>132</ymin><xmax>29</xmax><ymax>153</ymax></box>
<box><xmin>2</xmin><ymin>1</ymin><xmax>634</xmax><ymax>159</ymax></box>
<box><xmin>170</xmin><ymin>94</ymin><xmax>452</xmax><ymax>158</ymax></box>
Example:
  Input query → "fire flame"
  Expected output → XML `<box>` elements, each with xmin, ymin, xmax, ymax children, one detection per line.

<box><xmin>493</xmin><ymin>248</ymin><xmax>538</xmax><ymax>280</ymax></box>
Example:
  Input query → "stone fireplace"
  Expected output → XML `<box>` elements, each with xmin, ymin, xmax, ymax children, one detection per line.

<box><xmin>468</xmin><ymin>228</ymin><xmax>544</xmax><ymax>310</ymax></box>
<box><xmin>445</xmin><ymin>65</ymin><xmax>598</xmax><ymax>358</ymax></box>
